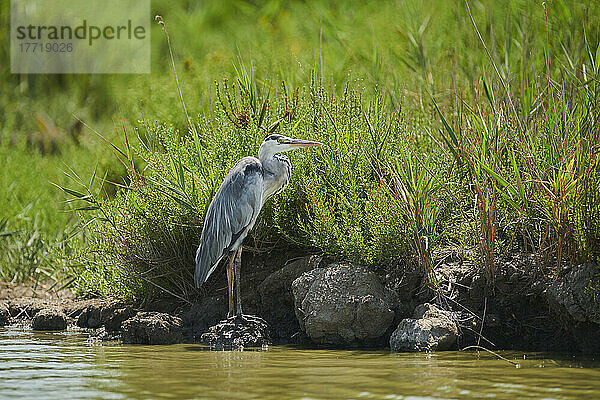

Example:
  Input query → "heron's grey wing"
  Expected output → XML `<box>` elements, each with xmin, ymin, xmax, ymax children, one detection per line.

<box><xmin>195</xmin><ymin>157</ymin><xmax>263</xmax><ymax>287</ymax></box>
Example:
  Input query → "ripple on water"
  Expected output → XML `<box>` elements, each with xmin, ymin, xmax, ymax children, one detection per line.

<box><xmin>1</xmin><ymin>326</ymin><xmax>600</xmax><ymax>399</ymax></box>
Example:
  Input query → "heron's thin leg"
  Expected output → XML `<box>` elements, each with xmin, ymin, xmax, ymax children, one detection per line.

<box><xmin>226</xmin><ymin>253</ymin><xmax>235</xmax><ymax>318</ymax></box>
<box><xmin>234</xmin><ymin>246</ymin><xmax>243</xmax><ymax>316</ymax></box>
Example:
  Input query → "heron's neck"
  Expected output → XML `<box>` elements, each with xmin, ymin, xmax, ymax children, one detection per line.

<box><xmin>258</xmin><ymin>149</ymin><xmax>291</xmax><ymax>200</ymax></box>
<box><xmin>258</xmin><ymin>145</ymin><xmax>274</xmax><ymax>165</ymax></box>
<box><xmin>258</xmin><ymin>147</ymin><xmax>279</xmax><ymax>172</ymax></box>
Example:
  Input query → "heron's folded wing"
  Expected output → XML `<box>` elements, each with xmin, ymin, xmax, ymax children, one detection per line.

<box><xmin>195</xmin><ymin>157</ymin><xmax>263</xmax><ymax>287</ymax></box>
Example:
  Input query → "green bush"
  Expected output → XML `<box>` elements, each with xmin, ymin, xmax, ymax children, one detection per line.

<box><xmin>67</xmin><ymin>78</ymin><xmax>441</xmax><ymax>298</ymax></box>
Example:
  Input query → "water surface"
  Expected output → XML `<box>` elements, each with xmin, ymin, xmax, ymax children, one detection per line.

<box><xmin>1</xmin><ymin>326</ymin><xmax>599</xmax><ymax>399</ymax></box>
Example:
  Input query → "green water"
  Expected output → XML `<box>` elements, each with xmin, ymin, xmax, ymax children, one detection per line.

<box><xmin>1</xmin><ymin>326</ymin><xmax>600</xmax><ymax>399</ymax></box>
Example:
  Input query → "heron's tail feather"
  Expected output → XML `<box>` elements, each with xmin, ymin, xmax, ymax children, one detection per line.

<box><xmin>194</xmin><ymin>247</ymin><xmax>207</xmax><ymax>288</ymax></box>
<box><xmin>194</xmin><ymin>245</ymin><xmax>217</xmax><ymax>288</ymax></box>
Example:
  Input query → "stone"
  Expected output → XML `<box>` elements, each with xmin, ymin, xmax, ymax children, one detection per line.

<box><xmin>390</xmin><ymin>303</ymin><xmax>458</xmax><ymax>352</ymax></box>
<box><xmin>122</xmin><ymin>312</ymin><xmax>183</xmax><ymax>345</ymax></box>
<box><xmin>259</xmin><ymin>255</ymin><xmax>321</xmax><ymax>340</ymax></box>
<box><xmin>77</xmin><ymin>299</ymin><xmax>137</xmax><ymax>331</ymax></box>
<box><xmin>6</xmin><ymin>298</ymin><xmax>52</xmax><ymax>320</ymax></box>
<box><xmin>292</xmin><ymin>263</ymin><xmax>396</xmax><ymax>346</ymax></box>
<box><xmin>77</xmin><ymin>303</ymin><xmax>107</xmax><ymax>328</ymax></box>
<box><xmin>0</xmin><ymin>304</ymin><xmax>9</xmax><ymax>326</ymax></box>
<box><xmin>181</xmin><ymin>296</ymin><xmax>228</xmax><ymax>339</ymax></box>
<box><xmin>547</xmin><ymin>264</ymin><xmax>599</xmax><ymax>324</ymax></box>
<box><xmin>88</xmin><ymin>327</ymin><xmax>121</xmax><ymax>342</ymax></box>
<box><xmin>200</xmin><ymin>315</ymin><xmax>271</xmax><ymax>350</ymax></box>
<box><xmin>31</xmin><ymin>308</ymin><xmax>67</xmax><ymax>331</ymax></box>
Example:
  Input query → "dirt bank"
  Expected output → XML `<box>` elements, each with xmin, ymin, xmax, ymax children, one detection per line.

<box><xmin>1</xmin><ymin>252</ymin><xmax>598</xmax><ymax>352</ymax></box>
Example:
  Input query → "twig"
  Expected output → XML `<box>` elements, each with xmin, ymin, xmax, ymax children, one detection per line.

<box><xmin>460</xmin><ymin>324</ymin><xmax>496</xmax><ymax>347</ymax></box>
<box><xmin>477</xmin><ymin>297</ymin><xmax>487</xmax><ymax>347</ymax></box>
<box><xmin>461</xmin><ymin>345</ymin><xmax>521</xmax><ymax>368</ymax></box>
<box><xmin>130</xmin><ymin>273</ymin><xmax>192</xmax><ymax>305</ymax></box>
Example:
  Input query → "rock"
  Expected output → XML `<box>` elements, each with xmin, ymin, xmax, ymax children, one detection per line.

<box><xmin>88</xmin><ymin>327</ymin><xmax>121</xmax><ymax>342</ymax></box>
<box><xmin>390</xmin><ymin>303</ymin><xmax>458</xmax><ymax>352</ymax></box>
<box><xmin>292</xmin><ymin>263</ymin><xmax>396</xmax><ymax>346</ymax></box>
<box><xmin>77</xmin><ymin>299</ymin><xmax>137</xmax><ymax>331</ymax></box>
<box><xmin>0</xmin><ymin>304</ymin><xmax>9</xmax><ymax>326</ymax></box>
<box><xmin>547</xmin><ymin>264</ymin><xmax>599</xmax><ymax>324</ymax></box>
<box><xmin>545</xmin><ymin>264</ymin><xmax>600</xmax><ymax>352</ymax></box>
<box><xmin>104</xmin><ymin>304</ymin><xmax>137</xmax><ymax>331</ymax></box>
<box><xmin>200</xmin><ymin>315</ymin><xmax>271</xmax><ymax>349</ymax></box>
<box><xmin>122</xmin><ymin>312</ymin><xmax>183</xmax><ymax>345</ymax></box>
<box><xmin>62</xmin><ymin>299</ymin><xmax>103</xmax><ymax>320</ymax></box>
<box><xmin>259</xmin><ymin>255</ymin><xmax>322</xmax><ymax>340</ymax></box>
<box><xmin>31</xmin><ymin>308</ymin><xmax>67</xmax><ymax>331</ymax></box>
<box><xmin>77</xmin><ymin>303</ymin><xmax>105</xmax><ymax>329</ymax></box>
<box><xmin>6</xmin><ymin>298</ymin><xmax>52</xmax><ymax>320</ymax></box>
<box><xmin>181</xmin><ymin>296</ymin><xmax>228</xmax><ymax>339</ymax></box>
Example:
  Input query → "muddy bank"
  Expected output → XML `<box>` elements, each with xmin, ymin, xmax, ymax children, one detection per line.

<box><xmin>1</xmin><ymin>253</ymin><xmax>598</xmax><ymax>352</ymax></box>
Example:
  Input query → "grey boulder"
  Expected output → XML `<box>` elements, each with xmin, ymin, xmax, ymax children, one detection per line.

<box><xmin>77</xmin><ymin>299</ymin><xmax>137</xmax><ymax>331</ymax></box>
<box><xmin>292</xmin><ymin>263</ymin><xmax>396</xmax><ymax>346</ymax></box>
<box><xmin>122</xmin><ymin>312</ymin><xmax>183</xmax><ymax>344</ymax></box>
<box><xmin>390</xmin><ymin>303</ymin><xmax>458</xmax><ymax>352</ymax></box>
<box><xmin>31</xmin><ymin>308</ymin><xmax>68</xmax><ymax>331</ymax></box>
<box><xmin>259</xmin><ymin>255</ymin><xmax>322</xmax><ymax>340</ymax></box>
<box><xmin>547</xmin><ymin>264</ymin><xmax>599</xmax><ymax>324</ymax></box>
<box><xmin>0</xmin><ymin>304</ymin><xmax>10</xmax><ymax>326</ymax></box>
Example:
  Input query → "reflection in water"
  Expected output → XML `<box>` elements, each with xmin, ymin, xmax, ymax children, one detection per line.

<box><xmin>1</xmin><ymin>326</ymin><xmax>600</xmax><ymax>399</ymax></box>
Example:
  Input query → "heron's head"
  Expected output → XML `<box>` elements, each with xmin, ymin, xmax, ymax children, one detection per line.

<box><xmin>259</xmin><ymin>134</ymin><xmax>321</xmax><ymax>158</ymax></box>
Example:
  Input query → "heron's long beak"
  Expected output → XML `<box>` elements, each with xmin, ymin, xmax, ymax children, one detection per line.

<box><xmin>285</xmin><ymin>138</ymin><xmax>322</xmax><ymax>147</ymax></box>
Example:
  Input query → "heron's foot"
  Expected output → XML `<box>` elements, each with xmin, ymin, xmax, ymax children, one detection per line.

<box><xmin>202</xmin><ymin>313</ymin><xmax>271</xmax><ymax>349</ymax></box>
<box><xmin>226</xmin><ymin>313</ymin><xmax>260</xmax><ymax>325</ymax></box>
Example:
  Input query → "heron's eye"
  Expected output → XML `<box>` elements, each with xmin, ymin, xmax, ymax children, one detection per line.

<box><xmin>277</xmin><ymin>139</ymin><xmax>283</xmax><ymax>144</ymax></box>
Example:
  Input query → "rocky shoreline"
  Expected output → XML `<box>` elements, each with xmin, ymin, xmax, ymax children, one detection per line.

<box><xmin>1</xmin><ymin>254</ymin><xmax>598</xmax><ymax>352</ymax></box>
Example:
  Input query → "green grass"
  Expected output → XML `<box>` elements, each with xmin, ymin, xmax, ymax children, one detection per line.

<box><xmin>1</xmin><ymin>0</ymin><xmax>599</xmax><ymax>298</ymax></box>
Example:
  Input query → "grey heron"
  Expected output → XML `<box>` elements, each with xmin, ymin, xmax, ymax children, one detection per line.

<box><xmin>194</xmin><ymin>134</ymin><xmax>321</xmax><ymax>318</ymax></box>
